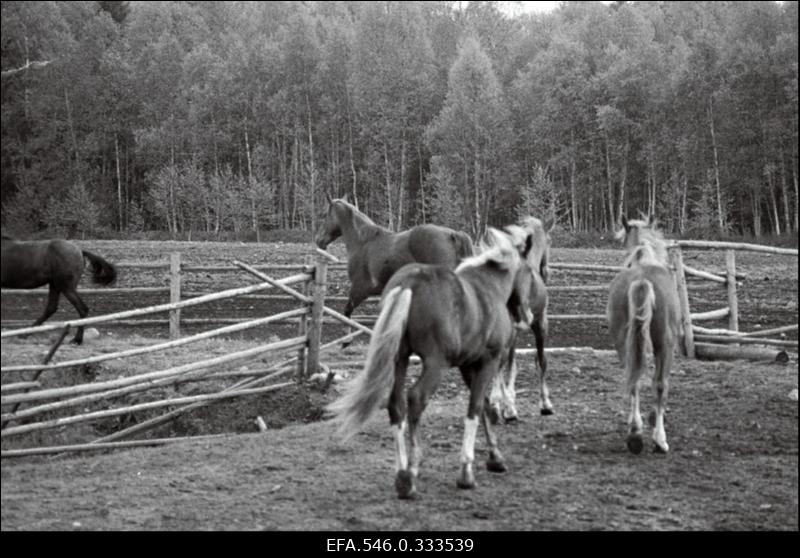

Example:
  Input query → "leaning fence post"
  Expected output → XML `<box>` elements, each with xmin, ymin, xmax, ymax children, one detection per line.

<box><xmin>305</xmin><ymin>255</ymin><xmax>328</xmax><ymax>380</ymax></box>
<box><xmin>296</xmin><ymin>256</ymin><xmax>311</xmax><ymax>381</ymax></box>
<box><xmin>725</xmin><ymin>249</ymin><xmax>739</xmax><ymax>332</ymax></box>
<box><xmin>169</xmin><ymin>252</ymin><xmax>181</xmax><ymax>340</ymax></box>
<box><xmin>669</xmin><ymin>246</ymin><xmax>695</xmax><ymax>358</ymax></box>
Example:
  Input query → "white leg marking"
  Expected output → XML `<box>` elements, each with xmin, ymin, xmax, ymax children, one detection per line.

<box><xmin>460</xmin><ymin>416</ymin><xmax>479</xmax><ymax>465</ymax></box>
<box><xmin>394</xmin><ymin>420</ymin><xmax>408</xmax><ymax>472</ymax></box>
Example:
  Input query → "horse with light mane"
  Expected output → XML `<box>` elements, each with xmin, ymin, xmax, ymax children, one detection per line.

<box><xmin>327</xmin><ymin>227</ymin><xmax>535</xmax><ymax>499</ymax></box>
<box><xmin>607</xmin><ymin>215</ymin><xmax>680</xmax><ymax>454</ymax></box>
<box><xmin>489</xmin><ymin>216</ymin><xmax>556</xmax><ymax>422</ymax></box>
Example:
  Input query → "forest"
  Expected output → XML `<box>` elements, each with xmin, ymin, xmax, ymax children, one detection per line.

<box><xmin>1</xmin><ymin>1</ymin><xmax>797</xmax><ymax>241</ymax></box>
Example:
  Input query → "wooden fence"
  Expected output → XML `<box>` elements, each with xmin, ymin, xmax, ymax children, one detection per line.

<box><xmin>1</xmin><ymin>240</ymin><xmax>796</xmax><ymax>456</ymax></box>
<box><xmin>0</xmin><ymin>257</ymin><xmax>370</xmax><ymax>457</ymax></box>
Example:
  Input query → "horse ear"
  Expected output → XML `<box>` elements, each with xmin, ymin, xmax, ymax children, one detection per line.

<box><xmin>326</xmin><ymin>192</ymin><xmax>333</xmax><ymax>205</ymax></box>
<box><xmin>543</xmin><ymin>216</ymin><xmax>555</xmax><ymax>233</ymax></box>
<box><xmin>621</xmin><ymin>215</ymin><xmax>630</xmax><ymax>232</ymax></box>
<box><xmin>647</xmin><ymin>214</ymin><xmax>656</xmax><ymax>227</ymax></box>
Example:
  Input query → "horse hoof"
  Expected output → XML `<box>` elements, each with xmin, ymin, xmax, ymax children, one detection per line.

<box><xmin>486</xmin><ymin>458</ymin><xmax>507</xmax><ymax>474</ymax></box>
<box><xmin>540</xmin><ymin>408</ymin><xmax>554</xmax><ymax>416</ymax></box>
<box><xmin>70</xmin><ymin>338</ymin><xmax>83</xmax><ymax>346</ymax></box>
<box><xmin>395</xmin><ymin>470</ymin><xmax>417</xmax><ymax>499</ymax></box>
<box><xmin>626</xmin><ymin>434</ymin><xmax>644</xmax><ymax>455</ymax></box>
<box><xmin>503</xmin><ymin>415</ymin><xmax>519</xmax><ymax>425</ymax></box>
<box><xmin>652</xmin><ymin>443</ymin><xmax>669</xmax><ymax>454</ymax></box>
<box><xmin>456</xmin><ymin>477</ymin><xmax>476</xmax><ymax>490</ymax></box>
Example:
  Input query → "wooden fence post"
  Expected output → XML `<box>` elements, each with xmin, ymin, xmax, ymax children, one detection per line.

<box><xmin>669</xmin><ymin>246</ymin><xmax>695</xmax><ymax>358</ymax></box>
<box><xmin>296</xmin><ymin>257</ymin><xmax>311</xmax><ymax>381</ymax></box>
<box><xmin>725</xmin><ymin>250</ymin><xmax>739</xmax><ymax>332</ymax></box>
<box><xmin>169</xmin><ymin>252</ymin><xmax>181</xmax><ymax>340</ymax></box>
<box><xmin>305</xmin><ymin>255</ymin><xmax>328</xmax><ymax>380</ymax></box>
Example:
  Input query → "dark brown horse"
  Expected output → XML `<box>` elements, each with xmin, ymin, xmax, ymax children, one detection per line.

<box><xmin>607</xmin><ymin>215</ymin><xmax>680</xmax><ymax>454</ymax></box>
<box><xmin>489</xmin><ymin>216</ymin><xmax>555</xmax><ymax>421</ymax></box>
<box><xmin>1</xmin><ymin>235</ymin><xmax>117</xmax><ymax>344</ymax></box>
<box><xmin>314</xmin><ymin>197</ymin><xmax>474</xmax><ymax>325</ymax></box>
<box><xmin>327</xmin><ymin>227</ymin><xmax>535</xmax><ymax>499</ymax></box>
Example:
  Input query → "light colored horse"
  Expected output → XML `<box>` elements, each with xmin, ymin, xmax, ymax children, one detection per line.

<box><xmin>607</xmin><ymin>215</ymin><xmax>680</xmax><ymax>454</ymax></box>
<box><xmin>489</xmin><ymin>216</ymin><xmax>555</xmax><ymax>421</ymax></box>
<box><xmin>327</xmin><ymin>228</ymin><xmax>535</xmax><ymax>499</ymax></box>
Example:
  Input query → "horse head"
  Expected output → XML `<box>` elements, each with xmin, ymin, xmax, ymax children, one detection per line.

<box><xmin>518</xmin><ymin>216</ymin><xmax>554</xmax><ymax>284</ymax></box>
<box><xmin>616</xmin><ymin>213</ymin><xmax>668</xmax><ymax>266</ymax></box>
<box><xmin>315</xmin><ymin>198</ymin><xmax>345</xmax><ymax>249</ymax></box>
<box><xmin>498</xmin><ymin>225</ymin><xmax>536</xmax><ymax>328</ymax></box>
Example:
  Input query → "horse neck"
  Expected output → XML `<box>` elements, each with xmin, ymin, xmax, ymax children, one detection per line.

<box><xmin>338</xmin><ymin>206</ymin><xmax>387</xmax><ymax>253</ymax></box>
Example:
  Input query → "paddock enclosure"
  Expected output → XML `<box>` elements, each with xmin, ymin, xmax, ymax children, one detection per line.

<box><xmin>1</xmin><ymin>239</ymin><xmax>797</xmax><ymax>530</ymax></box>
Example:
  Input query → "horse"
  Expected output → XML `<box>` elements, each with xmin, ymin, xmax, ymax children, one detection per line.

<box><xmin>314</xmin><ymin>197</ymin><xmax>474</xmax><ymax>338</ymax></box>
<box><xmin>606</xmin><ymin>215</ymin><xmax>680</xmax><ymax>454</ymax></box>
<box><xmin>1</xmin><ymin>235</ymin><xmax>117</xmax><ymax>344</ymax></box>
<box><xmin>327</xmin><ymin>227</ymin><xmax>536</xmax><ymax>499</ymax></box>
<box><xmin>489</xmin><ymin>216</ymin><xmax>555</xmax><ymax>421</ymax></box>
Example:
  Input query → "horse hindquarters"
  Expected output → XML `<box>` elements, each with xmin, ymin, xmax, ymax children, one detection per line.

<box><xmin>624</xmin><ymin>279</ymin><xmax>655</xmax><ymax>454</ymax></box>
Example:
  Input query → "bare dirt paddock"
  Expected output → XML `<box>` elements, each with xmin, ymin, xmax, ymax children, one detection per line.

<box><xmin>1</xmin><ymin>348</ymin><xmax>797</xmax><ymax>531</ymax></box>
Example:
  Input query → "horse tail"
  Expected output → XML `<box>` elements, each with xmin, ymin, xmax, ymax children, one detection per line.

<box><xmin>327</xmin><ymin>286</ymin><xmax>413</xmax><ymax>440</ymax></box>
<box><xmin>625</xmin><ymin>279</ymin><xmax>655</xmax><ymax>390</ymax></box>
<box><xmin>82</xmin><ymin>251</ymin><xmax>117</xmax><ymax>285</ymax></box>
<box><xmin>451</xmin><ymin>231</ymin><xmax>475</xmax><ymax>261</ymax></box>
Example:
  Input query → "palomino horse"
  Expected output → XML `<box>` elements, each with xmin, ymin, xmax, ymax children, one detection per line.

<box><xmin>1</xmin><ymin>235</ymin><xmax>117</xmax><ymax>344</ymax></box>
<box><xmin>489</xmin><ymin>216</ymin><xmax>555</xmax><ymax>421</ymax></box>
<box><xmin>327</xmin><ymin>227</ymin><xmax>535</xmax><ymax>499</ymax></box>
<box><xmin>607</xmin><ymin>215</ymin><xmax>680</xmax><ymax>454</ymax></box>
<box><xmin>314</xmin><ymin>197</ymin><xmax>474</xmax><ymax>330</ymax></box>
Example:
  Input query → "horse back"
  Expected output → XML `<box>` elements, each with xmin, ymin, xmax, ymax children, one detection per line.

<box><xmin>385</xmin><ymin>263</ymin><xmax>510</xmax><ymax>365</ymax></box>
<box><xmin>407</xmin><ymin>224</ymin><xmax>473</xmax><ymax>267</ymax></box>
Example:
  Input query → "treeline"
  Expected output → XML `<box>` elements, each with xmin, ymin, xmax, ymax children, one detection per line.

<box><xmin>1</xmin><ymin>1</ymin><xmax>797</xmax><ymax>240</ymax></box>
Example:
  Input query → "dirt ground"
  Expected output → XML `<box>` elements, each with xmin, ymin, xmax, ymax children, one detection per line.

<box><xmin>1</xmin><ymin>347</ymin><xmax>797</xmax><ymax>531</ymax></box>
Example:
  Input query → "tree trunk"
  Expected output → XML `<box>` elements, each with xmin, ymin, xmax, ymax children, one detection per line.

<box><xmin>244</xmin><ymin>124</ymin><xmax>259</xmax><ymax>242</ymax></box>
<box><xmin>305</xmin><ymin>91</ymin><xmax>317</xmax><ymax>234</ymax></box>
<box><xmin>603</xmin><ymin>132</ymin><xmax>615</xmax><ymax>230</ymax></box>
<box><xmin>115</xmin><ymin>134</ymin><xmax>123</xmax><ymax>232</ymax></box>
<box><xmin>707</xmin><ymin>96</ymin><xmax>724</xmax><ymax>232</ymax></box>
<box><xmin>778</xmin><ymin>144</ymin><xmax>791</xmax><ymax>233</ymax></box>
<box><xmin>64</xmin><ymin>89</ymin><xmax>80</xmax><ymax>178</ymax></box>
<box><xmin>383</xmin><ymin>141</ymin><xmax>394</xmax><ymax>230</ymax></box>
<box><xmin>399</xmin><ymin>132</ymin><xmax>406</xmax><ymax>230</ymax></box>
<box><xmin>418</xmin><ymin>141</ymin><xmax>426</xmax><ymax>223</ymax></box>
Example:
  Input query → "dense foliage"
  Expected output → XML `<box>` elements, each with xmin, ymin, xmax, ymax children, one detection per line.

<box><xmin>1</xmin><ymin>1</ymin><xmax>797</xmax><ymax>240</ymax></box>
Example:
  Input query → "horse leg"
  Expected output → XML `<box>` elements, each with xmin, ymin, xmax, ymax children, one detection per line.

<box><xmin>625</xmin><ymin>357</ymin><xmax>645</xmax><ymax>455</ymax></box>
<box><xmin>499</xmin><ymin>357</ymin><xmax>520</xmax><ymax>423</ymax></box>
<box><xmin>487</xmin><ymin>371</ymin><xmax>506</xmax><ymax>425</ymax></box>
<box><xmin>406</xmin><ymin>356</ymin><xmax>446</xmax><ymax>488</ymax></box>
<box><xmin>651</xmin><ymin>346</ymin><xmax>672</xmax><ymax>454</ymax></box>
<box><xmin>341</xmin><ymin>290</ymin><xmax>368</xmax><ymax>348</ymax></box>
<box><xmin>62</xmin><ymin>289</ymin><xmax>89</xmax><ymax>344</ymax></box>
<box><xmin>457</xmin><ymin>360</ymin><xmax>499</xmax><ymax>489</ymax></box>
<box><xmin>388</xmin><ymin>352</ymin><xmax>415</xmax><ymax>499</ymax></box>
<box><xmin>481</xmin><ymin>404</ymin><xmax>508</xmax><ymax>474</ymax></box>
<box><xmin>32</xmin><ymin>286</ymin><xmax>60</xmax><ymax>326</ymax></box>
<box><xmin>533</xmin><ymin>317</ymin><xmax>553</xmax><ymax>416</ymax></box>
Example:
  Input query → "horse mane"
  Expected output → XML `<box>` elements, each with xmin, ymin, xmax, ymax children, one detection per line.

<box><xmin>333</xmin><ymin>198</ymin><xmax>388</xmax><ymax>241</ymax></box>
<box><xmin>456</xmin><ymin>228</ymin><xmax>518</xmax><ymax>273</ymax></box>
